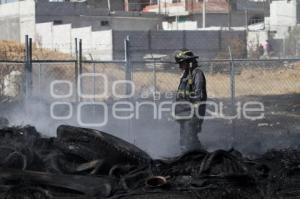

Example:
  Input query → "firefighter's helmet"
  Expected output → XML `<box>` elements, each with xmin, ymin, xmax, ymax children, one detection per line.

<box><xmin>175</xmin><ymin>49</ymin><xmax>198</xmax><ymax>64</ymax></box>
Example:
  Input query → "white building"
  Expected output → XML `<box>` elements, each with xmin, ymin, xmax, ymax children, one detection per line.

<box><xmin>0</xmin><ymin>0</ymin><xmax>163</xmax><ymax>60</ymax></box>
<box><xmin>265</xmin><ymin>0</ymin><xmax>298</xmax><ymax>39</ymax></box>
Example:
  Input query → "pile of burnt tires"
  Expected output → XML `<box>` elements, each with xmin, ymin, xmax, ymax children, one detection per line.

<box><xmin>0</xmin><ymin>122</ymin><xmax>300</xmax><ymax>199</ymax></box>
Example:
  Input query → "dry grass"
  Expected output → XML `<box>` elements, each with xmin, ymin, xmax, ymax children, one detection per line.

<box><xmin>131</xmin><ymin>65</ymin><xmax>300</xmax><ymax>98</ymax></box>
<box><xmin>0</xmin><ymin>40</ymin><xmax>71</xmax><ymax>60</ymax></box>
<box><xmin>233</xmin><ymin>65</ymin><xmax>300</xmax><ymax>97</ymax></box>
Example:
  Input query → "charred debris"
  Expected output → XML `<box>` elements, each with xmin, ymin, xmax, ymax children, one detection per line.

<box><xmin>0</xmin><ymin>122</ymin><xmax>299</xmax><ymax>199</ymax></box>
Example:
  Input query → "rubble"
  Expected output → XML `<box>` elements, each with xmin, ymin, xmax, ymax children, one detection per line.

<box><xmin>0</xmin><ymin>124</ymin><xmax>300</xmax><ymax>198</ymax></box>
<box><xmin>0</xmin><ymin>117</ymin><xmax>9</xmax><ymax>129</ymax></box>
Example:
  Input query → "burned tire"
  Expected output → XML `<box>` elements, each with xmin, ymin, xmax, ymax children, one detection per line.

<box><xmin>4</xmin><ymin>186</ymin><xmax>51</xmax><ymax>199</ymax></box>
<box><xmin>57</xmin><ymin>125</ymin><xmax>152</xmax><ymax>166</ymax></box>
<box><xmin>111</xmin><ymin>191</ymin><xmax>197</xmax><ymax>199</ymax></box>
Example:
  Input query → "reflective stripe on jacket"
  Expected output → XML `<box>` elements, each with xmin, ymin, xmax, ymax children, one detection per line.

<box><xmin>176</xmin><ymin>66</ymin><xmax>207</xmax><ymax>103</ymax></box>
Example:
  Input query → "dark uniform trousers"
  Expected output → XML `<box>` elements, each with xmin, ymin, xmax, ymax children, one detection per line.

<box><xmin>178</xmin><ymin>104</ymin><xmax>206</xmax><ymax>152</ymax></box>
<box><xmin>176</xmin><ymin>66</ymin><xmax>207</xmax><ymax>152</ymax></box>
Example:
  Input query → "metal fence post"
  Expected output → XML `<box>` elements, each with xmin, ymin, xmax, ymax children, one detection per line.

<box><xmin>24</xmin><ymin>35</ymin><xmax>32</xmax><ymax>99</ymax></box>
<box><xmin>38</xmin><ymin>63</ymin><xmax>42</xmax><ymax>100</ymax></box>
<box><xmin>28</xmin><ymin>38</ymin><xmax>33</xmax><ymax>97</ymax></box>
<box><xmin>228</xmin><ymin>48</ymin><xmax>235</xmax><ymax>106</ymax></box>
<box><xmin>24</xmin><ymin>35</ymin><xmax>29</xmax><ymax>98</ymax></box>
<box><xmin>75</xmin><ymin>38</ymin><xmax>79</xmax><ymax>103</ymax></box>
<box><xmin>245</xmin><ymin>9</ymin><xmax>248</xmax><ymax>32</ymax></box>
<box><xmin>124</xmin><ymin>35</ymin><xmax>134</xmax><ymax>143</ymax></box>
<box><xmin>88</xmin><ymin>53</ymin><xmax>96</xmax><ymax>102</ymax></box>
<box><xmin>124</xmin><ymin>36</ymin><xmax>132</xmax><ymax>95</ymax></box>
<box><xmin>153</xmin><ymin>58</ymin><xmax>157</xmax><ymax>100</ymax></box>
<box><xmin>283</xmin><ymin>38</ymin><xmax>286</xmax><ymax>58</ymax></box>
<box><xmin>228</xmin><ymin>47</ymin><xmax>236</xmax><ymax>147</ymax></box>
<box><xmin>79</xmin><ymin>39</ymin><xmax>83</xmax><ymax>102</ymax></box>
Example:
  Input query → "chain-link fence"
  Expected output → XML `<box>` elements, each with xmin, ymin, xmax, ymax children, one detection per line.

<box><xmin>0</xmin><ymin>61</ymin><xmax>24</xmax><ymax>101</ymax></box>
<box><xmin>1</xmin><ymin>59</ymin><xmax>299</xmax><ymax>113</ymax></box>
<box><xmin>31</xmin><ymin>61</ymin><xmax>76</xmax><ymax>102</ymax></box>
<box><xmin>0</xmin><ymin>57</ymin><xmax>299</xmax><ymax>157</ymax></box>
<box><xmin>80</xmin><ymin>62</ymin><xmax>126</xmax><ymax>101</ymax></box>
<box><xmin>0</xmin><ymin>59</ymin><xmax>299</xmax><ymax>98</ymax></box>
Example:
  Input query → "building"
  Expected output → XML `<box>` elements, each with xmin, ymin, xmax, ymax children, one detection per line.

<box><xmin>265</xmin><ymin>0</ymin><xmax>299</xmax><ymax>39</ymax></box>
<box><xmin>0</xmin><ymin>0</ymin><xmax>163</xmax><ymax>41</ymax></box>
<box><xmin>125</xmin><ymin>0</ymin><xmax>151</xmax><ymax>11</ymax></box>
<box><xmin>143</xmin><ymin>0</ymin><xmax>268</xmax><ymax>30</ymax></box>
<box><xmin>0</xmin><ymin>0</ymin><xmax>247</xmax><ymax>60</ymax></box>
<box><xmin>80</xmin><ymin>0</ymin><xmax>152</xmax><ymax>12</ymax></box>
<box><xmin>0</xmin><ymin>0</ymin><xmax>164</xmax><ymax>60</ymax></box>
<box><xmin>35</xmin><ymin>1</ymin><xmax>162</xmax><ymax>31</ymax></box>
<box><xmin>247</xmin><ymin>0</ymin><xmax>300</xmax><ymax>58</ymax></box>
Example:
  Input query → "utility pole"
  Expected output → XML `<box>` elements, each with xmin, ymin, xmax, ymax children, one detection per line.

<box><xmin>164</xmin><ymin>0</ymin><xmax>167</xmax><ymax>16</ymax></box>
<box><xmin>158</xmin><ymin>0</ymin><xmax>161</xmax><ymax>14</ymax></box>
<box><xmin>203</xmin><ymin>0</ymin><xmax>206</xmax><ymax>28</ymax></box>
<box><xmin>107</xmin><ymin>0</ymin><xmax>111</xmax><ymax>12</ymax></box>
<box><xmin>176</xmin><ymin>15</ymin><xmax>179</xmax><ymax>30</ymax></box>
<box><xmin>228</xmin><ymin>0</ymin><xmax>232</xmax><ymax>30</ymax></box>
<box><xmin>245</xmin><ymin>9</ymin><xmax>248</xmax><ymax>32</ymax></box>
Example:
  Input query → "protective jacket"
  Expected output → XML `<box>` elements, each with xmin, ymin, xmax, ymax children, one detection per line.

<box><xmin>175</xmin><ymin>65</ymin><xmax>207</xmax><ymax>118</ymax></box>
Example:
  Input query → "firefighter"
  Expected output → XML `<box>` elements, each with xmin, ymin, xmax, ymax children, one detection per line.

<box><xmin>174</xmin><ymin>49</ymin><xmax>207</xmax><ymax>152</ymax></box>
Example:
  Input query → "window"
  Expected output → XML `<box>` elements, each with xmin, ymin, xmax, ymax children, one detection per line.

<box><xmin>53</xmin><ymin>20</ymin><xmax>63</xmax><ymax>25</ymax></box>
<box><xmin>248</xmin><ymin>16</ymin><xmax>264</xmax><ymax>25</ymax></box>
<box><xmin>172</xmin><ymin>0</ymin><xmax>181</xmax><ymax>3</ymax></box>
<box><xmin>101</xmin><ymin>21</ymin><xmax>109</xmax><ymax>26</ymax></box>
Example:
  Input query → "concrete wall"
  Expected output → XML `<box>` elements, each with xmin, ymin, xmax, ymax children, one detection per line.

<box><xmin>112</xmin><ymin>30</ymin><xmax>246</xmax><ymax>60</ymax></box>
<box><xmin>0</xmin><ymin>0</ymin><xmax>35</xmax><ymax>42</ymax></box>
<box><xmin>269</xmin><ymin>0</ymin><xmax>297</xmax><ymax>39</ymax></box>
<box><xmin>162</xmin><ymin>21</ymin><xmax>198</xmax><ymax>30</ymax></box>
<box><xmin>36</xmin><ymin>22</ymin><xmax>113</xmax><ymax>60</ymax></box>
<box><xmin>0</xmin><ymin>18</ymin><xmax>20</xmax><ymax>41</ymax></box>
<box><xmin>19</xmin><ymin>0</ymin><xmax>36</xmax><ymax>43</ymax></box>
<box><xmin>270</xmin><ymin>0</ymin><xmax>297</xmax><ymax>27</ymax></box>
<box><xmin>110</xmin><ymin>16</ymin><xmax>161</xmax><ymax>31</ymax></box>
<box><xmin>87</xmin><ymin>0</ymin><xmax>124</xmax><ymax>11</ymax></box>
<box><xmin>36</xmin><ymin>22</ymin><xmax>53</xmax><ymax>49</ymax></box>
<box><xmin>37</xmin><ymin>15</ymin><xmax>162</xmax><ymax>31</ymax></box>
<box><xmin>91</xmin><ymin>30</ymin><xmax>113</xmax><ymax>60</ymax></box>
<box><xmin>71</xmin><ymin>26</ymin><xmax>92</xmax><ymax>55</ymax></box>
<box><xmin>53</xmin><ymin>24</ymin><xmax>72</xmax><ymax>53</ymax></box>
<box><xmin>36</xmin><ymin>1</ymin><xmax>162</xmax><ymax>31</ymax></box>
<box><xmin>191</xmin><ymin>12</ymin><xmax>255</xmax><ymax>28</ymax></box>
<box><xmin>36</xmin><ymin>1</ymin><xmax>109</xmax><ymax>17</ymax></box>
<box><xmin>162</xmin><ymin>11</ymin><xmax>262</xmax><ymax>30</ymax></box>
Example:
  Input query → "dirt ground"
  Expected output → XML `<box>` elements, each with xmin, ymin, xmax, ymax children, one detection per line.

<box><xmin>84</xmin><ymin>62</ymin><xmax>300</xmax><ymax>99</ymax></box>
<box><xmin>141</xmin><ymin>64</ymin><xmax>300</xmax><ymax>98</ymax></box>
<box><xmin>200</xmin><ymin>93</ymin><xmax>300</xmax><ymax>156</ymax></box>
